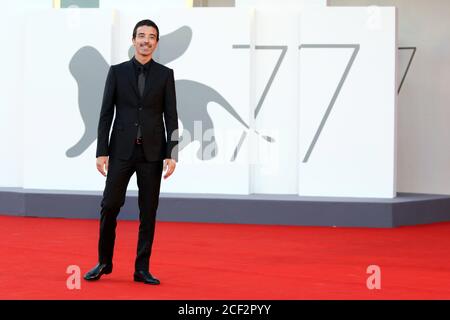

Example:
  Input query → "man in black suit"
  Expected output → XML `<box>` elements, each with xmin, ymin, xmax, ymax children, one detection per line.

<box><xmin>84</xmin><ymin>19</ymin><xmax>178</xmax><ymax>285</ymax></box>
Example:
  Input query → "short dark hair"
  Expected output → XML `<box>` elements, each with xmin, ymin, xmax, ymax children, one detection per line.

<box><xmin>132</xmin><ymin>19</ymin><xmax>159</xmax><ymax>41</ymax></box>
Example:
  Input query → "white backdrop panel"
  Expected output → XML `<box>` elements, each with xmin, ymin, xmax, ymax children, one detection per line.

<box><xmin>236</xmin><ymin>0</ymin><xmax>327</xmax><ymax>9</ymax></box>
<box><xmin>22</xmin><ymin>9</ymin><xmax>114</xmax><ymax>191</ymax></box>
<box><xmin>298</xmin><ymin>7</ymin><xmax>397</xmax><ymax>198</ymax></box>
<box><xmin>0</xmin><ymin>1</ymin><xmax>53</xmax><ymax>188</ymax></box>
<box><xmin>250</xmin><ymin>10</ymin><xmax>300</xmax><ymax>194</ymax></box>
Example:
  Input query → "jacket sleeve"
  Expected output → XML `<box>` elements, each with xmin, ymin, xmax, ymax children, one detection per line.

<box><xmin>96</xmin><ymin>66</ymin><xmax>116</xmax><ymax>157</ymax></box>
<box><xmin>163</xmin><ymin>68</ymin><xmax>179</xmax><ymax>161</ymax></box>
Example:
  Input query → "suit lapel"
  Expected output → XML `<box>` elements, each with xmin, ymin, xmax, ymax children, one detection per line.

<box><xmin>142</xmin><ymin>59</ymin><xmax>155</xmax><ymax>99</ymax></box>
<box><xmin>127</xmin><ymin>58</ymin><xmax>159</xmax><ymax>100</ymax></box>
<box><xmin>126</xmin><ymin>60</ymin><xmax>140</xmax><ymax>98</ymax></box>
<box><xmin>142</xmin><ymin>59</ymin><xmax>158</xmax><ymax>99</ymax></box>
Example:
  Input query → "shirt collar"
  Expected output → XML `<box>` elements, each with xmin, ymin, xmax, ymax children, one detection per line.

<box><xmin>132</xmin><ymin>56</ymin><xmax>152</xmax><ymax>71</ymax></box>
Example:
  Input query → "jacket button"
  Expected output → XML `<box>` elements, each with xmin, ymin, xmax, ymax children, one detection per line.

<box><xmin>138</xmin><ymin>107</ymin><xmax>143</xmax><ymax>111</ymax></box>
<box><xmin>134</xmin><ymin>123</ymin><xmax>138</xmax><ymax>126</ymax></box>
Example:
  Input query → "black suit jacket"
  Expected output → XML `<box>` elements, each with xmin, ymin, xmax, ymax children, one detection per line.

<box><xmin>96</xmin><ymin>58</ymin><xmax>178</xmax><ymax>162</ymax></box>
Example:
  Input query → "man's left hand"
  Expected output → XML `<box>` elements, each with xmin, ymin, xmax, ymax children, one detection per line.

<box><xmin>163</xmin><ymin>159</ymin><xmax>176</xmax><ymax>179</ymax></box>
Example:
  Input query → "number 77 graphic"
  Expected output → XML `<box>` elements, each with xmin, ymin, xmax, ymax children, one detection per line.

<box><xmin>298</xmin><ymin>44</ymin><xmax>360</xmax><ymax>163</ymax></box>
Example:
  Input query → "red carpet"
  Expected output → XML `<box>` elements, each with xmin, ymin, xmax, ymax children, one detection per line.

<box><xmin>0</xmin><ymin>215</ymin><xmax>449</xmax><ymax>300</ymax></box>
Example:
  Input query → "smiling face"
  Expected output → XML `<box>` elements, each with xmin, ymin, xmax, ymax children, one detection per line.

<box><xmin>132</xmin><ymin>25</ymin><xmax>158</xmax><ymax>58</ymax></box>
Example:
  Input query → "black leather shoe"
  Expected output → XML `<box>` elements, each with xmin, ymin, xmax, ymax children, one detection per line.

<box><xmin>84</xmin><ymin>263</ymin><xmax>113</xmax><ymax>281</ymax></box>
<box><xmin>134</xmin><ymin>270</ymin><xmax>160</xmax><ymax>285</ymax></box>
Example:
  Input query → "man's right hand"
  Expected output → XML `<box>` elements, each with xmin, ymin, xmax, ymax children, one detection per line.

<box><xmin>96</xmin><ymin>156</ymin><xmax>109</xmax><ymax>177</ymax></box>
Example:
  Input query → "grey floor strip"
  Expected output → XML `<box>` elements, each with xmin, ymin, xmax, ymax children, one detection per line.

<box><xmin>1</xmin><ymin>188</ymin><xmax>449</xmax><ymax>228</ymax></box>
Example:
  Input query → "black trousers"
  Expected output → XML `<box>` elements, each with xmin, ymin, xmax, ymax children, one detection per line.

<box><xmin>98</xmin><ymin>143</ymin><xmax>163</xmax><ymax>272</ymax></box>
